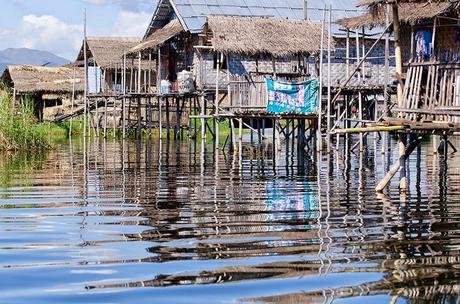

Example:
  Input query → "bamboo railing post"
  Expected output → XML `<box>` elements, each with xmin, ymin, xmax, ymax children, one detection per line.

<box><xmin>392</xmin><ymin>3</ymin><xmax>404</xmax><ymax>107</ymax></box>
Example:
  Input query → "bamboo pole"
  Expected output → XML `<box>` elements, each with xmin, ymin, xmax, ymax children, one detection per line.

<box><xmin>215</xmin><ymin>52</ymin><xmax>220</xmax><ymax>148</ymax></box>
<box><xmin>393</xmin><ymin>3</ymin><xmax>404</xmax><ymax>107</ymax></box>
<box><xmin>328</xmin><ymin>24</ymin><xmax>392</xmax><ymax>134</ymax></box>
<box><xmin>346</xmin><ymin>29</ymin><xmax>350</xmax><ymax>79</ymax></box>
<box><xmin>326</xmin><ymin>5</ymin><xmax>332</xmax><ymax>153</ymax></box>
<box><xmin>69</xmin><ymin>65</ymin><xmax>76</xmax><ymax>137</ymax></box>
<box><xmin>355</xmin><ymin>30</ymin><xmax>361</xmax><ymax>84</ymax></box>
<box><xmin>83</xmin><ymin>9</ymin><xmax>88</xmax><ymax>138</ymax></box>
<box><xmin>332</xmin><ymin>126</ymin><xmax>404</xmax><ymax>134</ymax></box>
<box><xmin>317</xmin><ymin>7</ymin><xmax>326</xmax><ymax>152</ymax></box>
<box><xmin>122</xmin><ymin>50</ymin><xmax>127</xmax><ymax>139</ymax></box>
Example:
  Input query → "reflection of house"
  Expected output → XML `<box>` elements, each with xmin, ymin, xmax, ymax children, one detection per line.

<box><xmin>1</xmin><ymin>65</ymin><xmax>84</xmax><ymax>121</ymax></box>
<box><xmin>75</xmin><ymin>37</ymin><xmax>155</xmax><ymax>94</ymax></box>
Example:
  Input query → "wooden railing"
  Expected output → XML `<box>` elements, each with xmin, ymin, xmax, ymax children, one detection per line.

<box><xmin>399</xmin><ymin>61</ymin><xmax>460</xmax><ymax>123</ymax></box>
<box><xmin>227</xmin><ymin>75</ymin><xmax>267</xmax><ymax>111</ymax></box>
<box><xmin>226</xmin><ymin>75</ymin><xmax>309</xmax><ymax>112</ymax></box>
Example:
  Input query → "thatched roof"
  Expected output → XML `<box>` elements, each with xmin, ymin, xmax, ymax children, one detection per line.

<box><xmin>76</xmin><ymin>37</ymin><xmax>141</xmax><ymax>69</ymax></box>
<box><xmin>207</xmin><ymin>16</ymin><xmax>326</xmax><ymax>57</ymax></box>
<box><xmin>2</xmin><ymin>65</ymin><xmax>84</xmax><ymax>94</ymax></box>
<box><xmin>339</xmin><ymin>1</ymin><xmax>457</xmax><ymax>28</ymax></box>
<box><xmin>129</xmin><ymin>19</ymin><xmax>184</xmax><ymax>54</ymax></box>
<box><xmin>357</xmin><ymin>0</ymin><xmax>453</xmax><ymax>6</ymax></box>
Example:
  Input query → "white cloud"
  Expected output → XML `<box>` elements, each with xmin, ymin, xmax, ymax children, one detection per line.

<box><xmin>16</xmin><ymin>15</ymin><xmax>82</xmax><ymax>60</ymax></box>
<box><xmin>113</xmin><ymin>11</ymin><xmax>151</xmax><ymax>37</ymax></box>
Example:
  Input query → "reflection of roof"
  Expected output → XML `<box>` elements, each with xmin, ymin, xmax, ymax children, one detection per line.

<box><xmin>208</xmin><ymin>16</ymin><xmax>325</xmax><ymax>57</ymax></box>
<box><xmin>145</xmin><ymin>0</ymin><xmax>370</xmax><ymax>38</ymax></box>
<box><xmin>2</xmin><ymin>65</ymin><xmax>84</xmax><ymax>94</ymax></box>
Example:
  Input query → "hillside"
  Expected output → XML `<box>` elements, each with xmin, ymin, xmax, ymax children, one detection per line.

<box><xmin>0</xmin><ymin>48</ymin><xmax>70</xmax><ymax>73</ymax></box>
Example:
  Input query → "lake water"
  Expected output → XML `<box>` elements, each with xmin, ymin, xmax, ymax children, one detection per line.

<box><xmin>1</xmin><ymin>136</ymin><xmax>460</xmax><ymax>304</ymax></box>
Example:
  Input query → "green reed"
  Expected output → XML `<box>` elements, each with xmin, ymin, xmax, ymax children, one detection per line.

<box><xmin>0</xmin><ymin>85</ymin><xmax>50</xmax><ymax>152</ymax></box>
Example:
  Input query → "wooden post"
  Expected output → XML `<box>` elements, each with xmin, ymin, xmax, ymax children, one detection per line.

<box><xmin>215</xmin><ymin>52</ymin><xmax>220</xmax><ymax>148</ymax></box>
<box><xmin>359</xmin><ymin>91</ymin><xmax>364</xmax><ymax>152</ymax></box>
<box><xmin>317</xmin><ymin>7</ymin><xmax>326</xmax><ymax>152</ymax></box>
<box><xmin>346</xmin><ymin>29</ymin><xmax>350</xmax><ymax>79</ymax></box>
<box><xmin>122</xmin><ymin>50</ymin><xmax>127</xmax><ymax>139</ymax></box>
<box><xmin>137</xmin><ymin>97</ymin><xmax>141</xmax><ymax>139</ymax></box>
<box><xmin>326</xmin><ymin>5</ymin><xmax>332</xmax><ymax>153</ymax></box>
<box><xmin>355</xmin><ymin>29</ymin><xmax>361</xmax><ymax>84</ymax></box>
<box><xmin>138</xmin><ymin>52</ymin><xmax>142</xmax><ymax>93</ymax></box>
<box><xmin>165</xmin><ymin>97</ymin><xmax>170</xmax><ymax>139</ymax></box>
<box><xmin>104</xmin><ymin>97</ymin><xmax>108</xmax><ymax>138</ymax></box>
<box><xmin>70</xmin><ymin>65</ymin><xmax>76</xmax><ymax>137</ymax></box>
<box><xmin>382</xmin><ymin>5</ymin><xmax>391</xmax><ymax>154</ymax></box>
<box><xmin>112</xmin><ymin>97</ymin><xmax>116</xmax><ymax>138</ymax></box>
<box><xmin>201</xmin><ymin>94</ymin><xmax>206</xmax><ymax>141</ymax></box>
<box><xmin>392</xmin><ymin>3</ymin><xmax>404</xmax><ymax>107</ymax></box>
<box><xmin>399</xmin><ymin>133</ymin><xmax>408</xmax><ymax>191</ymax></box>
<box><xmin>376</xmin><ymin>135</ymin><xmax>421</xmax><ymax>192</ymax></box>
<box><xmin>175</xmin><ymin>97</ymin><xmax>180</xmax><ymax>139</ymax></box>
<box><xmin>362</xmin><ymin>27</ymin><xmax>366</xmax><ymax>81</ymax></box>
<box><xmin>83</xmin><ymin>9</ymin><xmax>88</xmax><ymax>138</ymax></box>
<box><xmin>431</xmin><ymin>17</ymin><xmax>438</xmax><ymax>57</ymax></box>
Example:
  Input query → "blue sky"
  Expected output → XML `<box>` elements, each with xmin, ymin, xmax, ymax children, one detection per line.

<box><xmin>0</xmin><ymin>0</ymin><xmax>157</xmax><ymax>60</ymax></box>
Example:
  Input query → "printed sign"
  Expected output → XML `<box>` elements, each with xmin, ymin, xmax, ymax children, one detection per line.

<box><xmin>266</xmin><ymin>78</ymin><xmax>319</xmax><ymax>114</ymax></box>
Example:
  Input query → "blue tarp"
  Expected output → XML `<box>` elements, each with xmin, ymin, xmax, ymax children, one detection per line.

<box><xmin>266</xmin><ymin>78</ymin><xmax>319</xmax><ymax>114</ymax></box>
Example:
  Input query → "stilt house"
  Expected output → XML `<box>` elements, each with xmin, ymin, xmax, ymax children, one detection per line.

<box><xmin>1</xmin><ymin>65</ymin><xmax>84</xmax><ymax>121</ymax></box>
<box><xmin>75</xmin><ymin>37</ymin><xmax>155</xmax><ymax>94</ymax></box>
<box><xmin>341</xmin><ymin>0</ymin><xmax>460</xmax><ymax>123</ymax></box>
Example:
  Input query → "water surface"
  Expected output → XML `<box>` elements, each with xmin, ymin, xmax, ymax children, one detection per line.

<box><xmin>1</xmin><ymin>136</ymin><xmax>460</xmax><ymax>303</ymax></box>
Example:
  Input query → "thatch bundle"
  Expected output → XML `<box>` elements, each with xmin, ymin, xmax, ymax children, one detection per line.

<box><xmin>207</xmin><ymin>16</ymin><xmax>327</xmax><ymax>57</ymax></box>
<box><xmin>76</xmin><ymin>37</ymin><xmax>141</xmax><ymax>69</ymax></box>
<box><xmin>339</xmin><ymin>1</ymin><xmax>456</xmax><ymax>28</ymax></box>
<box><xmin>2</xmin><ymin>65</ymin><xmax>84</xmax><ymax>94</ymax></box>
<box><xmin>129</xmin><ymin>19</ymin><xmax>184</xmax><ymax>54</ymax></box>
<box><xmin>357</xmin><ymin>0</ymin><xmax>455</xmax><ymax>6</ymax></box>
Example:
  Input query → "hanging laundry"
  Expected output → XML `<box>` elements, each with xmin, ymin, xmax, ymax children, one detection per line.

<box><xmin>415</xmin><ymin>31</ymin><xmax>432</xmax><ymax>58</ymax></box>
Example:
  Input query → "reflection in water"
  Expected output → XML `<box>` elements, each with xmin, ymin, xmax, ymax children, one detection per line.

<box><xmin>0</xmin><ymin>137</ymin><xmax>460</xmax><ymax>303</ymax></box>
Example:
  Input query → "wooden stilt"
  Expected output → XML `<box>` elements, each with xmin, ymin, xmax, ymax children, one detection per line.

<box><xmin>376</xmin><ymin>135</ymin><xmax>421</xmax><ymax>192</ymax></box>
<box><xmin>104</xmin><ymin>97</ymin><xmax>108</xmax><ymax>138</ymax></box>
<box><xmin>166</xmin><ymin>97</ymin><xmax>170</xmax><ymax>140</ymax></box>
<box><xmin>175</xmin><ymin>97</ymin><xmax>180</xmax><ymax>140</ymax></box>
<box><xmin>399</xmin><ymin>133</ymin><xmax>408</xmax><ymax>191</ymax></box>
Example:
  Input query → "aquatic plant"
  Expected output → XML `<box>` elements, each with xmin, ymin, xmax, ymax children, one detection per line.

<box><xmin>0</xmin><ymin>85</ymin><xmax>50</xmax><ymax>151</ymax></box>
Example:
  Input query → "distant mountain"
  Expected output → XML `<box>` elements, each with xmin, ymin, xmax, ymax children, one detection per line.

<box><xmin>0</xmin><ymin>48</ymin><xmax>70</xmax><ymax>73</ymax></box>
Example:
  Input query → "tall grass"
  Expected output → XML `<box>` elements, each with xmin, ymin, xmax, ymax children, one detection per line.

<box><xmin>0</xmin><ymin>85</ymin><xmax>49</xmax><ymax>151</ymax></box>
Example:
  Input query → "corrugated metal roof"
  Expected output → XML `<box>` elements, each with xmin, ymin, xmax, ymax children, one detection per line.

<box><xmin>145</xmin><ymin>0</ymin><xmax>375</xmax><ymax>38</ymax></box>
<box><xmin>172</xmin><ymin>0</ymin><xmax>367</xmax><ymax>34</ymax></box>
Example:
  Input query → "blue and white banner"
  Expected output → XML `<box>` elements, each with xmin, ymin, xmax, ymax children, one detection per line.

<box><xmin>266</xmin><ymin>78</ymin><xmax>319</xmax><ymax>114</ymax></box>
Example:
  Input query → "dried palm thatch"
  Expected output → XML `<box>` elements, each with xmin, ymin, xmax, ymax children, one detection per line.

<box><xmin>207</xmin><ymin>16</ymin><xmax>327</xmax><ymax>57</ymax></box>
<box><xmin>129</xmin><ymin>19</ymin><xmax>184</xmax><ymax>54</ymax></box>
<box><xmin>358</xmin><ymin>0</ymin><xmax>454</xmax><ymax>6</ymax></box>
<box><xmin>339</xmin><ymin>1</ymin><xmax>457</xmax><ymax>28</ymax></box>
<box><xmin>2</xmin><ymin>65</ymin><xmax>85</xmax><ymax>94</ymax></box>
<box><xmin>76</xmin><ymin>37</ymin><xmax>141</xmax><ymax>69</ymax></box>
